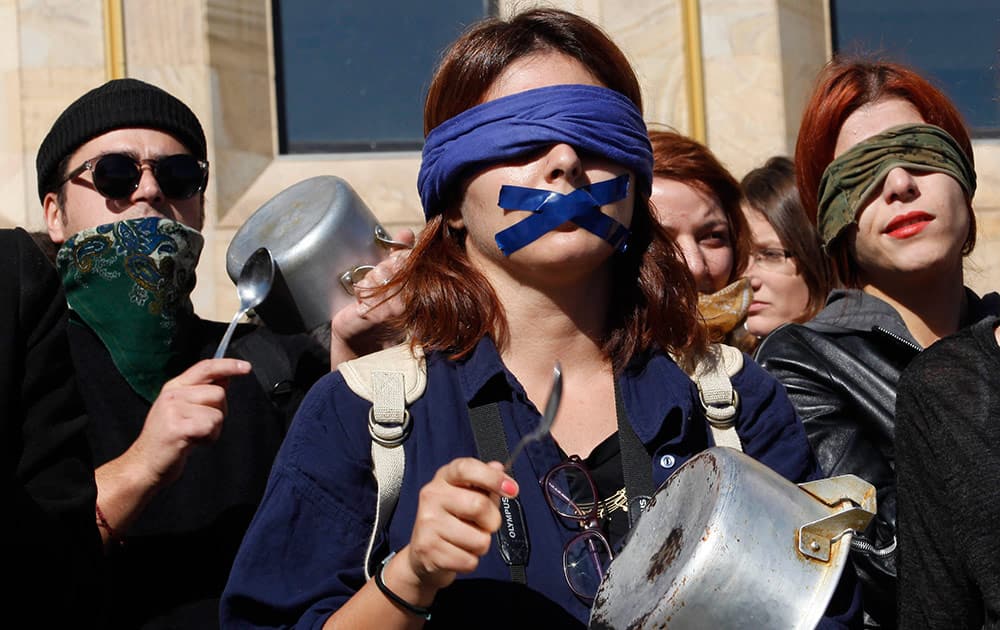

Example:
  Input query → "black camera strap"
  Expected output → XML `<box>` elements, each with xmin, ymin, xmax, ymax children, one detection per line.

<box><xmin>467</xmin><ymin>401</ymin><xmax>529</xmax><ymax>584</ymax></box>
<box><xmin>614</xmin><ymin>378</ymin><xmax>655</xmax><ymax>511</ymax></box>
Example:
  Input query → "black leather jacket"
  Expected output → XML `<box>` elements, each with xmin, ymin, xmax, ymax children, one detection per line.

<box><xmin>755</xmin><ymin>289</ymin><xmax>1000</xmax><ymax>629</ymax></box>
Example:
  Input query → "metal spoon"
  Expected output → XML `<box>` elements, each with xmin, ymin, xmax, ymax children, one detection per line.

<box><xmin>505</xmin><ymin>361</ymin><xmax>562</xmax><ymax>472</ymax></box>
<box><xmin>214</xmin><ymin>247</ymin><xmax>275</xmax><ymax>359</ymax></box>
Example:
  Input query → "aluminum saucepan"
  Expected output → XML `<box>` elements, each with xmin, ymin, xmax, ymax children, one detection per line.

<box><xmin>226</xmin><ymin>175</ymin><xmax>407</xmax><ymax>333</ymax></box>
<box><xmin>589</xmin><ymin>446</ymin><xmax>875</xmax><ymax>629</ymax></box>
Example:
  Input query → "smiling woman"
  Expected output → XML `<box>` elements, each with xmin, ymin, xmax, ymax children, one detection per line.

<box><xmin>648</xmin><ymin>129</ymin><xmax>753</xmax><ymax>347</ymax></box>
<box><xmin>754</xmin><ymin>58</ymin><xmax>1000</xmax><ymax>629</ymax></box>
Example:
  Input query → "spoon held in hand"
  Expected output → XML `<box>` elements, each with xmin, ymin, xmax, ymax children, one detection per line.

<box><xmin>214</xmin><ymin>247</ymin><xmax>275</xmax><ymax>359</ymax></box>
<box><xmin>505</xmin><ymin>361</ymin><xmax>562</xmax><ymax>473</ymax></box>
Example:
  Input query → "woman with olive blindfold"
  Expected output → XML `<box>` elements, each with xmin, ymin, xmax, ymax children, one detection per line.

<box><xmin>754</xmin><ymin>59</ymin><xmax>1000</xmax><ymax>629</ymax></box>
<box><xmin>34</xmin><ymin>78</ymin><xmax>329</xmax><ymax>629</ymax></box>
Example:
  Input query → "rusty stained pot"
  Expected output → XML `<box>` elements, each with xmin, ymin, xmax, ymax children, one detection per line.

<box><xmin>226</xmin><ymin>176</ymin><xmax>399</xmax><ymax>333</ymax></box>
<box><xmin>589</xmin><ymin>447</ymin><xmax>875</xmax><ymax>630</ymax></box>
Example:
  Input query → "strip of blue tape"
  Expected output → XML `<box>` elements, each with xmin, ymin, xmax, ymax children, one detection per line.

<box><xmin>494</xmin><ymin>174</ymin><xmax>631</xmax><ymax>255</ymax></box>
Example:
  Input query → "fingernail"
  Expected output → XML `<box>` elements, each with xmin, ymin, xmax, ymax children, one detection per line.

<box><xmin>501</xmin><ymin>479</ymin><xmax>519</xmax><ymax>497</ymax></box>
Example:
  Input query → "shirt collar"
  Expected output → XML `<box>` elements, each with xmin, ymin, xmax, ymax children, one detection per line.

<box><xmin>452</xmin><ymin>338</ymin><xmax>697</xmax><ymax>445</ymax></box>
<box><xmin>456</xmin><ymin>336</ymin><xmax>513</xmax><ymax>403</ymax></box>
<box><xmin>619</xmin><ymin>352</ymin><xmax>698</xmax><ymax>444</ymax></box>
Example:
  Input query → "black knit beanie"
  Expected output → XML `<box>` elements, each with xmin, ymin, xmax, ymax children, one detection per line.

<box><xmin>35</xmin><ymin>78</ymin><xmax>207</xmax><ymax>202</ymax></box>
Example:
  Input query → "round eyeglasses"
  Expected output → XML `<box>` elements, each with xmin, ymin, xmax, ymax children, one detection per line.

<box><xmin>747</xmin><ymin>247</ymin><xmax>796</xmax><ymax>275</ymax></box>
<box><xmin>542</xmin><ymin>455</ymin><xmax>649</xmax><ymax>602</ymax></box>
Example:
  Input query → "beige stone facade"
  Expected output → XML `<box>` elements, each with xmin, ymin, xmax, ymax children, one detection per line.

<box><xmin>3</xmin><ymin>0</ymin><xmax>998</xmax><ymax>321</ymax></box>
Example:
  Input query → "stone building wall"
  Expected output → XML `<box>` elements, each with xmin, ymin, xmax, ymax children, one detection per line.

<box><xmin>3</xmin><ymin>0</ymin><xmax>997</xmax><ymax>321</ymax></box>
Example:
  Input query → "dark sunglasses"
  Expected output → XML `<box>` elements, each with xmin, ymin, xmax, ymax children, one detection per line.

<box><xmin>61</xmin><ymin>153</ymin><xmax>209</xmax><ymax>200</ymax></box>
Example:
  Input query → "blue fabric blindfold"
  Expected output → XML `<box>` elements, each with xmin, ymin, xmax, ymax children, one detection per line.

<box><xmin>495</xmin><ymin>174</ymin><xmax>631</xmax><ymax>255</ymax></box>
<box><xmin>417</xmin><ymin>84</ymin><xmax>652</xmax><ymax>219</ymax></box>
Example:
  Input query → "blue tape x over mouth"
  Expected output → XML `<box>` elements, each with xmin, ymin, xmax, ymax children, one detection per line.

<box><xmin>494</xmin><ymin>173</ymin><xmax>632</xmax><ymax>256</ymax></box>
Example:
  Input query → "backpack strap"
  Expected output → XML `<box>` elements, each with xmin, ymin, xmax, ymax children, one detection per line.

<box><xmin>674</xmin><ymin>343</ymin><xmax>745</xmax><ymax>451</ymax></box>
<box><xmin>339</xmin><ymin>343</ymin><xmax>426</xmax><ymax>579</ymax></box>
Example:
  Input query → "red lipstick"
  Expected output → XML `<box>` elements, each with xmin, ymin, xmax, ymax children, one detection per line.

<box><xmin>884</xmin><ymin>211</ymin><xmax>933</xmax><ymax>239</ymax></box>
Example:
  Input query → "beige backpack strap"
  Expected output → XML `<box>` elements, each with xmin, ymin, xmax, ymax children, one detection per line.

<box><xmin>673</xmin><ymin>343</ymin><xmax>745</xmax><ymax>451</ymax></box>
<box><xmin>338</xmin><ymin>343</ymin><xmax>426</xmax><ymax>579</ymax></box>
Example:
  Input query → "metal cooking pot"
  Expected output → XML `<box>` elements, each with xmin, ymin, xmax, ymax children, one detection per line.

<box><xmin>226</xmin><ymin>175</ymin><xmax>407</xmax><ymax>333</ymax></box>
<box><xmin>589</xmin><ymin>447</ymin><xmax>875</xmax><ymax>630</ymax></box>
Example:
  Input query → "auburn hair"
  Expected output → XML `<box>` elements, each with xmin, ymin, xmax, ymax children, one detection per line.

<box><xmin>383</xmin><ymin>8</ymin><xmax>704</xmax><ymax>367</ymax></box>
<box><xmin>794</xmin><ymin>58</ymin><xmax>976</xmax><ymax>286</ymax></box>
<box><xmin>648</xmin><ymin>129</ymin><xmax>751</xmax><ymax>281</ymax></box>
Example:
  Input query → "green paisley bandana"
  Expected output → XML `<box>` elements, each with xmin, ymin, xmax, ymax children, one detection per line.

<box><xmin>57</xmin><ymin>217</ymin><xmax>204</xmax><ymax>402</ymax></box>
<box><xmin>817</xmin><ymin>123</ymin><xmax>976</xmax><ymax>249</ymax></box>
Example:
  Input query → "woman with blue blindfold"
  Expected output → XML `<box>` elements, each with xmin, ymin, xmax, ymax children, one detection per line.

<box><xmin>222</xmin><ymin>8</ymin><xmax>859</xmax><ymax>628</ymax></box>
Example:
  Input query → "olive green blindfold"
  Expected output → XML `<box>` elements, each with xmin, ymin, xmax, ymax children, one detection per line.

<box><xmin>816</xmin><ymin>123</ymin><xmax>975</xmax><ymax>249</ymax></box>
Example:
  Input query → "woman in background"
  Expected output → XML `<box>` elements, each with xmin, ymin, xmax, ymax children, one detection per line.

<box><xmin>740</xmin><ymin>156</ymin><xmax>835</xmax><ymax>344</ymax></box>
<box><xmin>648</xmin><ymin>129</ymin><xmax>754</xmax><ymax>348</ymax></box>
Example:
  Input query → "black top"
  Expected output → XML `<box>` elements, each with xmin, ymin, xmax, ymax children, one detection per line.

<box><xmin>1</xmin><ymin>228</ymin><xmax>101</xmax><ymax>626</ymax></box>
<box><xmin>755</xmin><ymin>288</ymin><xmax>1000</xmax><ymax>629</ymax></box>
<box><xmin>577</xmin><ymin>434</ymin><xmax>629</xmax><ymax>551</ymax></box>
<box><xmin>69</xmin><ymin>311</ymin><xmax>328</xmax><ymax>629</ymax></box>
<box><xmin>896</xmin><ymin>315</ymin><xmax>1000</xmax><ymax>629</ymax></box>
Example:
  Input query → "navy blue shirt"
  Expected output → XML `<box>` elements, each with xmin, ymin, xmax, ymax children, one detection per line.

<box><xmin>221</xmin><ymin>338</ymin><xmax>858</xmax><ymax>628</ymax></box>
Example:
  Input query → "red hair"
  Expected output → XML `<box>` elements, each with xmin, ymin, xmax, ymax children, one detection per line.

<box><xmin>422</xmin><ymin>9</ymin><xmax>642</xmax><ymax>135</ymax></box>
<box><xmin>649</xmin><ymin>129</ymin><xmax>750</xmax><ymax>280</ymax></box>
<box><xmin>794</xmin><ymin>58</ymin><xmax>976</xmax><ymax>285</ymax></box>
<box><xmin>381</xmin><ymin>9</ymin><xmax>704</xmax><ymax>367</ymax></box>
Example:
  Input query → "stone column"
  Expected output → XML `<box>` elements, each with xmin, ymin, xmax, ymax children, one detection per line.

<box><xmin>4</xmin><ymin>0</ymin><xmax>108</xmax><ymax>230</ymax></box>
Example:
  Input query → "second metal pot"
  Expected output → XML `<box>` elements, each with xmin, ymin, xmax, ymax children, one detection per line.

<box><xmin>226</xmin><ymin>175</ymin><xmax>404</xmax><ymax>333</ymax></box>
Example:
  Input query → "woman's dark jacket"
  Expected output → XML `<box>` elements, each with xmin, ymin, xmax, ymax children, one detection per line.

<box><xmin>754</xmin><ymin>288</ymin><xmax>1000</xmax><ymax>629</ymax></box>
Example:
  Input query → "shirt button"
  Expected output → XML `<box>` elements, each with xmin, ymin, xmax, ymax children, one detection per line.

<box><xmin>659</xmin><ymin>454</ymin><xmax>676</xmax><ymax>469</ymax></box>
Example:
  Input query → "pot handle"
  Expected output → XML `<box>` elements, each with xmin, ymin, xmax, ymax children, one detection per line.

<box><xmin>375</xmin><ymin>225</ymin><xmax>414</xmax><ymax>250</ymax></box>
<box><xmin>797</xmin><ymin>507</ymin><xmax>876</xmax><ymax>562</ymax></box>
<box><xmin>796</xmin><ymin>474</ymin><xmax>877</xmax><ymax>562</ymax></box>
<box><xmin>339</xmin><ymin>265</ymin><xmax>376</xmax><ymax>296</ymax></box>
<box><xmin>338</xmin><ymin>226</ymin><xmax>413</xmax><ymax>296</ymax></box>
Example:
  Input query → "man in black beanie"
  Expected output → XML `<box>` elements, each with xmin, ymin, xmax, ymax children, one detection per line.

<box><xmin>37</xmin><ymin>77</ymin><xmax>208</xmax><ymax>234</ymax></box>
<box><xmin>36</xmin><ymin>78</ymin><xmax>328</xmax><ymax>630</ymax></box>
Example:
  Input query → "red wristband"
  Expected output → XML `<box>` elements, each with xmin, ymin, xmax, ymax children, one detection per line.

<box><xmin>95</xmin><ymin>503</ymin><xmax>117</xmax><ymax>541</ymax></box>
